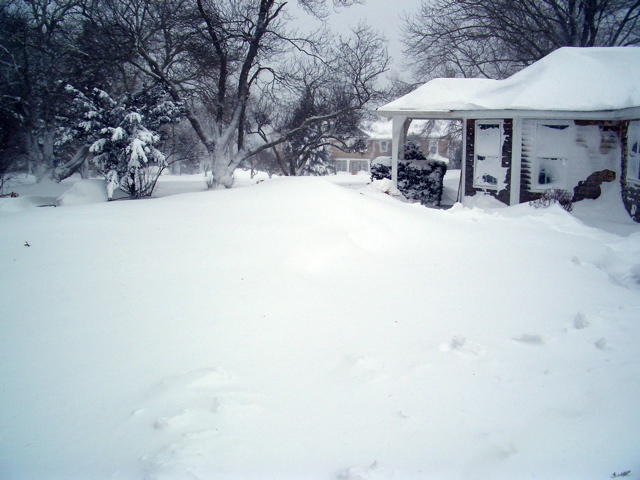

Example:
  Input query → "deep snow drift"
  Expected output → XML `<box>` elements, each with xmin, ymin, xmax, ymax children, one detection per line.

<box><xmin>1</xmin><ymin>172</ymin><xmax>639</xmax><ymax>480</ymax></box>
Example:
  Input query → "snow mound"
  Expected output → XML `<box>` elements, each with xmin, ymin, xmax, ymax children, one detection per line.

<box><xmin>1</xmin><ymin>175</ymin><xmax>639</xmax><ymax>480</ymax></box>
<box><xmin>57</xmin><ymin>179</ymin><xmax>108</xmax><ymax>205</ymax></box>
<box><xmin>365</xmin><ymin>179</ymin><xmax>405</xmax><ymax>200</ymax></box>
<box><xmin>338</xmin><ymin>462</ymin><xmax>395</xmax><ymax>480</ymax></box>
<box><xmin>371</xmin><ymin>156</ymin><xmax>391</xmax><ymax>166</ymax></box>
<box><xmin>572</xmin><ymin>181</ymin><xmax>639</xmax><ymax>236</ymax></box>
<box><xmin>462</xmin><ymin>192</ymin><xmax>507</xmax><ymax>210</ymax></box>
<box><xmin>0</xmin><ymin>195</ymin><xmax>59</xmax><ymax>213</ymax></box>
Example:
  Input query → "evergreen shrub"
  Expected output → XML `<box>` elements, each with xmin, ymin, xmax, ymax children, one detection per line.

<box><xmin>370</xmin><ymin>141</ymin><xmax>447</xmax><ymax>207</ymax></box>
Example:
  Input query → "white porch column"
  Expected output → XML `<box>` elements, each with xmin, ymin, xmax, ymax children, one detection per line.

<box><xmin>459</xmin><ymin>118</ymin><xmax>467</xmax><ymax>203</ymax></box>
<box><xmin>510</xmin><ymin>117</ymin><xmax>523</xmax><ymax>206</ymax></box>
<box><xmin>391</xmin><ymin>116</ymin><xmax>410</xmax><ymax>189</ymax></box>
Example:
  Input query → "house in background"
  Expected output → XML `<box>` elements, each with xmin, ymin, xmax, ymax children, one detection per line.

<box><xmin>377</xmin><ymin>47</ymin><xmax>640</xmax><ymax>221</ymax></box>
<box><xmin>331</xmin><ymin>120</ymin><xmax>450</xmax><ymax>175</ymax></box>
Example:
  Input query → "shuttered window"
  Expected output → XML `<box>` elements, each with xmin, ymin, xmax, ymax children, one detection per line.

<box><xmin>627</xmin><ymin>121</ymin><xmax>640</xmax><ymax>183</ymax></box>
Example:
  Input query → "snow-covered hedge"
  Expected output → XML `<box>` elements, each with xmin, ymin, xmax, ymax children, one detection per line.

<box><xmin>371</xmin><ymin>142</ymin><xmax>447</xmax><ymax>207</ymax></box>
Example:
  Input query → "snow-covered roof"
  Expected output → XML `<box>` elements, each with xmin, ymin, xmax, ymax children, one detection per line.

<box><xmin>378</xmin><ymin>47</ymin><xmax>640</xmax><ymax>115</ymax></box>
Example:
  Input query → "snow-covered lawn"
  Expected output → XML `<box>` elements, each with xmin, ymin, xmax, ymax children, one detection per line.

<box><xmin>1</xmin><ymin>171</ymin><xmax>639</xmax><ymax>480</ymax></box>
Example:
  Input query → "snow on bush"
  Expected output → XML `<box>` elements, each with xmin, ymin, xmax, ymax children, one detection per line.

<box><xmin>530</xmin><ymin>188</ymin><xmax>574</xmax><ymax>212</ymax></box>
<box><xmin>366</xmin><ymin>179</ymin><xmax>405</xmax><ymax>200</ymax></box>
<box><xmin>67</xmin><ymin>85</ymin><xmax>182</xmax><ymax>199</ymax></box>
<box><xmin>371</xmin><ymin>141</ymin><xmax>447</xmax><ymax>206</ymax></box>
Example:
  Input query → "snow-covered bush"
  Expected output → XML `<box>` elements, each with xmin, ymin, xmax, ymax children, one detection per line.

<box><xmin>67</xmin><ymin>85</ymin><xmax>182</xmax><ymax>199</ymax></box>
<box><xmin>371</xmin><ymin>141</ymin><xmax>447</xmax><ymax>207</ymax></box>
<box><xmin>301</xmin><ymin>148</ymin><xmax>336</xmax><ymax>176</ymax></box>
<box><xmin>529</xmin><ymin>188</ymin><xmax>574</xmax><ymax>212</ymax></box>
<box><xmin>370</xmin><ymin>158</ymin><xmax>392</xmax><ymax>181</ymax></box>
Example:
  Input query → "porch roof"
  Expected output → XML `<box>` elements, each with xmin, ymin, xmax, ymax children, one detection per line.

<box><xmin>378</xmin><ymin>47</ymin><xmax>640</xmax><ymax>119</ymax></box>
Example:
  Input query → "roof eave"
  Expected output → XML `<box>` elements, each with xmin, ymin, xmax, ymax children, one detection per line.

<box><xmin>376</xmin><ymin>105</ymin><xmax>640</xmax><ymax>121</ymax></box>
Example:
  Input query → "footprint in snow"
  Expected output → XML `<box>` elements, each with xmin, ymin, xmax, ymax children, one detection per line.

<box><xmin>134</xmin><ymin>366</ymin><xmax>262</xmax><ymax>433</ymax></box>
<box><xmin>156</xmin><ymin>366</ymin><xmax>237</xmax><ymax>393</ymax></box>
<box><xmin>153</xmin><ymin>392</ymin><xmax>264</xmax><ymax>432</ymax></box>
<box><xmin>512</xmin><ymin>334</ymin><xmax>545</xmax><ymax>345</ymax></box>
<box><xmin>136</xmin><ymin>367</ymin><xmax>264</xmax><ymax>479</ymax></box>
<box><xmin>595</xmin><ymin>337</ymin><xmax>607</xmax><ymax>349</ymax></box>
<box><xmin>338</xmin><ymin>461</ymin><xmax>395</xmax><ymax>480</ymax></box>
<box><xmin>141</xmin><ymin>428</ymin><xmax>224</xmax><ymax>479</ymax></box>
<box><xmin>154</xmin><ymin>408</ymin><xmax>216</xmax><ymax>431</ymax></box>
<box><xmin>440</xmin><ymin>336</ymin><xmax>485</xmax><ymax>355</ymax></box>
<box><xmin>339</xmin><ymin>355</ymin><xmax>387</xmax><ymax>382</ymax></box>
<box><xmin>573</xmin><ymin>312</ymin><xmax>591</xmax><ymax>329</ymax></box>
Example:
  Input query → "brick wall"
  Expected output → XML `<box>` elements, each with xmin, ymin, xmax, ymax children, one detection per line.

<box><xmin>573</xmin><ymin>169</ymin><xmax>616</xmax><ymax>201</ymax></box>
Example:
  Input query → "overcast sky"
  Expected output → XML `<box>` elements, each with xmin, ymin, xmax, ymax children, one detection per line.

<box><xmin>328</xmin><ymin>0</ymin><xmax>421</xmax><ymax>66</ymax></box>
<box><xmin>294</xmin><ymin>0</ymin><xmax>423</xmax><ymax>77</ymax></box>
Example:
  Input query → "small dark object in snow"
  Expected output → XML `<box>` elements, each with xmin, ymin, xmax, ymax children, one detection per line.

<box><xmin>612</xmin><ymin>471</ymin><xmax>631</xmax><ymax>478</ymax></box>
<box><xmin>24</xmin><ymin>241</ymin><xmax>30</xmax><ymax>247</ymax></box>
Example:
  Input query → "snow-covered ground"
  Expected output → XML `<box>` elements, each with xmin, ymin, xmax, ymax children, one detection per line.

<box><xmin>1</xmin><ymin>170</ymin><xmax>639</xmax><ymax>480</ymax></box>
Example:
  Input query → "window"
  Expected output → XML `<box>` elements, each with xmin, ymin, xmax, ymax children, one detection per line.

<box><xmin>627</xmin><ymin>121</ymin><xmax>640</xmax><ymax>184</ymax></box>
<box><xmin>379</xmin><ymin>140</ymin><xmax>389</xmax><ymax>153</ymax></box>
<box><xmin>531</xmin><ymin>121</ymin><xmax>572</xmax><ymax>191</ymax></box>
<box><xmin>349</xmin><ymin>160</ymin><xmax>369</xmax><ymax>174</ymax></box>
<box><xmin>335</xmin><ymin>160</ymin><xmax>348</xmax><ymax>172</ymax></box>
<box><xmin>474</xmin><ymin>121</ymin><xmax>503</xmax><ymax>189</ymax></box>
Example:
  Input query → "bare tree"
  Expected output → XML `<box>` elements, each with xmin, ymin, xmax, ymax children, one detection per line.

<box><xmin>403</xmin><ymin>0</ymin><xmax>640</xmax><ymax>79</ymax></box>
<box><xmin>255</xmin><ymin>23</ymin><xmax>386</xmax><ymax>176</ymax></box>
<box><xmin>83</xmin><ymin>0</ymin><xmax>386</xmax><ymax>188</ymax></box>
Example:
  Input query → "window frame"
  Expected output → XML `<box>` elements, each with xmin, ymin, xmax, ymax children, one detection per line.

<box><xmin>626</xmin><ymin>121</ymin><xmax>640</xmax><ymax>185</ymax></box>
<box><xmin>335</xmin><ymin>160</ymin><xmax>348</xmax><ymax>172</ymax></box>
<box><xmin>349</xmin><ymin>160</ymin><xmax>369</xmax><ymax>174</ymax></box>
<box><xmin>529</xmin><ymin>120</ymin><xmax>573</xmax><ymax>193</ymax></box>
<box><xmin>473</xmin><ymin>120</ymin><xmax>504</xmax><ymax>190</ymax></box>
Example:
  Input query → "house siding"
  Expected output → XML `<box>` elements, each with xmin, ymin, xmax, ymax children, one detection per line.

<box><xmin>333</xmin><ymin>136</ymin><xmax>449</xmax><ymax>175</ymax></box>
<box><xmin>465</xmin><ymin>118</ymin><xmax>640</xmax><ymax>220</ymax></box>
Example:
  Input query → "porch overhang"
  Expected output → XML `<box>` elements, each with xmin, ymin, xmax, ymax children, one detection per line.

<box><xmin>377</xmin><ymin>105</ymin><xmax>640</xmax><ymax>121</ymax></box>
<box><xmin>376</xmin><ymin>105</ymin><xmax>640</xmax><ymax>206</ymax></box>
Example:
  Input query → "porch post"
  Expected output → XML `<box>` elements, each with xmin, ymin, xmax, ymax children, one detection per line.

<box><xmin>459</xmin><ymin>118</ymin><xmax>467</xmax><ymax>203</ymax></box>
<box><xmin>391</xmin><ymin>115</ymin><xmax>409</xmax><ymax>189</ymax></box>
<box><xmin>510</xmin><ymin>117</ymin><xmax>523</xmax><ymax>206</ymax></box>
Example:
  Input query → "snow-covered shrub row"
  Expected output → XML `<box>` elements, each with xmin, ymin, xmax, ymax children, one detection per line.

<box><xmin>370</xmin><ymin>142</ymin><xmax>447</xmax><ymax>206</ymax></box>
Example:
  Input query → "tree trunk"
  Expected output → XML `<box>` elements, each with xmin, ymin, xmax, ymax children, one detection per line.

<box><xmin>53</xmin><ymin>145</ymin><xmax>91</xmax><ymax>182</ymax></box>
